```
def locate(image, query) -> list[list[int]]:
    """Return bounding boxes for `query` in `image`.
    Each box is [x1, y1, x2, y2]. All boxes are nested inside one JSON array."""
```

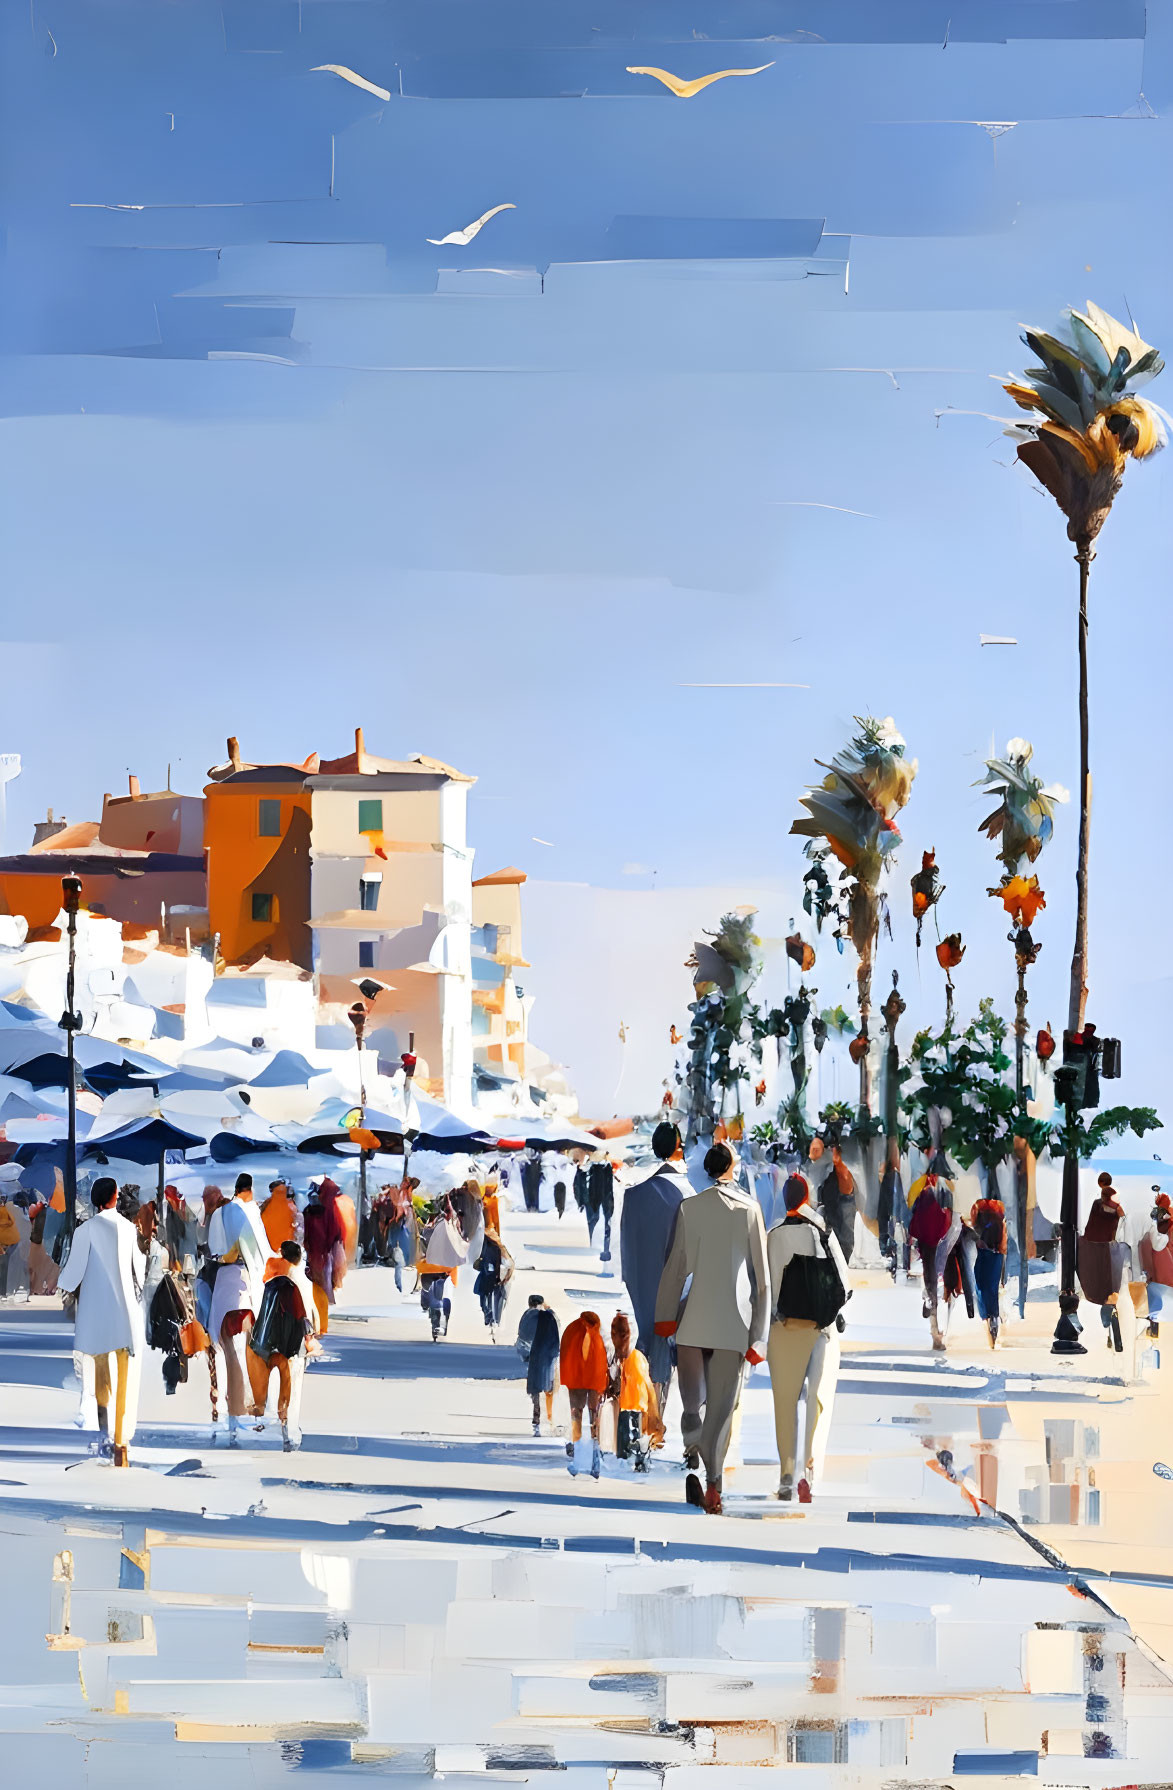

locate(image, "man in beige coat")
[[654, 1142, 770, 1514]]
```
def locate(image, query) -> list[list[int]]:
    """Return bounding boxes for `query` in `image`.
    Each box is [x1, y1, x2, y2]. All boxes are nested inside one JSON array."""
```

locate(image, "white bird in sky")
[[311, 64, 392, 102], [427, 203, 516, 247], [626, 62, 774, 97]]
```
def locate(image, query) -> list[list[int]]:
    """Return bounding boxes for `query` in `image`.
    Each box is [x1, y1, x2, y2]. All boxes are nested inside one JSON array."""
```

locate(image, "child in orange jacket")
[[559, 1310, 609, 1479], [609, 1312, 662, 1473]]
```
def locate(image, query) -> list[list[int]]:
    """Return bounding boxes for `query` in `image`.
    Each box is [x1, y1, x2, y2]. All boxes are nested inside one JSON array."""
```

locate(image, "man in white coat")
[[654, 1141, 770, 1515], [207, 1171, 271, 1445], [766, 1172, 850, 1503], [58, 1177, 145, 1466]]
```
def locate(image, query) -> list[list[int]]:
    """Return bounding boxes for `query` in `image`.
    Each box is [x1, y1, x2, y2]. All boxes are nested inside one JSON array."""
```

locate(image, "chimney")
[[128, 773, 140, 798], [32, 808, 68, 847], [355, 726, 367, 773], [227, 736, 242, 772]]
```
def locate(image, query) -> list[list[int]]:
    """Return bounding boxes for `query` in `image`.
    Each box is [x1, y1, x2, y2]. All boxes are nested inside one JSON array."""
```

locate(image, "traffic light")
[[1061, 1026, 1102, 1110]]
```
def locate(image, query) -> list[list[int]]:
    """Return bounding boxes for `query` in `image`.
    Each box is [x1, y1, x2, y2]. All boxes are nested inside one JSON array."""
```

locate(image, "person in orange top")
[[481, 1180, 501, 1237], [608, 1312, 662, 1471], [326, 1179, 358, 1266], [560, 1310, 609, 1479], [261, 1179, 300, 1252]]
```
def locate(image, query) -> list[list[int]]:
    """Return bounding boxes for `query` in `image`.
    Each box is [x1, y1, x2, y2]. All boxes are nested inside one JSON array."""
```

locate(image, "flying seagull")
[[626, 62, 774, 97], [427, 203, 516, 247], [311, 64, 392, 102]]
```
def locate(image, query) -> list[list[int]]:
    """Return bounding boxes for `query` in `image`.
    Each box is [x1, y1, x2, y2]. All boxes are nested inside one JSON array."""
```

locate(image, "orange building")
[[0, 777, 207, 939], [204, 740, 315, 969]]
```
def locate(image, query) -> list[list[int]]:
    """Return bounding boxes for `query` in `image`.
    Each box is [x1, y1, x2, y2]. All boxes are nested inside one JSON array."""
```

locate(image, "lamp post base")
[[1051, 1289, 1087, 1355]]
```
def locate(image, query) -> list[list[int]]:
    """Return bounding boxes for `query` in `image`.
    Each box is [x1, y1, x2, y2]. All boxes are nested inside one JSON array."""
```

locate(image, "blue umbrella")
[[412, 1096, 492, 1155], [248, 1050, 320, 1088], [82, 1116, 206, 1166]]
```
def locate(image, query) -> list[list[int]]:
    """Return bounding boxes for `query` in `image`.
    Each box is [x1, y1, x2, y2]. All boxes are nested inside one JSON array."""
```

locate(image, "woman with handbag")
[[57, 1177, 145, 1466], [766, 1174, 850, 1503], [418, 1198, 469, 1340]]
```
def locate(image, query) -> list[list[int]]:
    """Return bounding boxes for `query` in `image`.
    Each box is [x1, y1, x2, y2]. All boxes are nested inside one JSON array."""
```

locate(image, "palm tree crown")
[[1003, 301, 1165, 542]]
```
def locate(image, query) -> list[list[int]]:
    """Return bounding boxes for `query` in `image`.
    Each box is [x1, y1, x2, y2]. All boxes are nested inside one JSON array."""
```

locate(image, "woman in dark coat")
[[472, 1229, 513, 1339], [1078, 1174, 1128, 1345], [970, 1195, 1007, 1347], [818, 1147, 857, 1264], [516, 1294, 560, 1433]]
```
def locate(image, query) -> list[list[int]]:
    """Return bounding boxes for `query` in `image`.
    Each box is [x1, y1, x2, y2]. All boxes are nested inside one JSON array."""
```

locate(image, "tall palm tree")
[[1002, 303, 1164, 1311], [977, 739, 1066, 1315], [791, 716, 916, 1113], [1003, 303, 1164, 1031]]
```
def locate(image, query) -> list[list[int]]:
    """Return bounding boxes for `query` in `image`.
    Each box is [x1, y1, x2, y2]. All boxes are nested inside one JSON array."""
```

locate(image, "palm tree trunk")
[[1058, 537, 1094, 1303], [858, 958, 873, 1113], [1014, 955, 1029, 1317], [1068, 538, 1094, 1034]]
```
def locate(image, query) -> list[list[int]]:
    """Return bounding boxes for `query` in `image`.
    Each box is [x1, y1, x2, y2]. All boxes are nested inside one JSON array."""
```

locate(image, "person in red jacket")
[[560, 1310, 609, 1479], [303, 1180, 344, 1334]]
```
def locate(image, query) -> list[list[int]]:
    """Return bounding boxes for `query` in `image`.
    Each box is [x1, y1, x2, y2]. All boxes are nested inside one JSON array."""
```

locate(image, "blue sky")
[[2, 0, 1171, 1112]]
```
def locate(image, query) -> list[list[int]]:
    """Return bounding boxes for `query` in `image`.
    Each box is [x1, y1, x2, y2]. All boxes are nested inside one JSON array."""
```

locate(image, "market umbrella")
[[289, 1098, 409, 1156], [412, 1095, 492, 1156], [84, 1061, 164, 1098], [248, 1050, 319, 1088], [154, 1066, 243, 1095], [83, 1115, 206, 1165], [519, 1115, 604, 1152]]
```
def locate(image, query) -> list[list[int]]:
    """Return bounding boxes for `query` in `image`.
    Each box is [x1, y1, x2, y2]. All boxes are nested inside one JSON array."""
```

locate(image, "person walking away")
[[654, 1142, 770, 1515], [817, 1144, 858, 1266], [262, 1179, 300, 1254], [766, 1174, 849, 1503], [586, 1158, 616, 1263], [26, 1196, 59, 1296], [970, 1192, 1007, 1347], [207, 1172, 270, 1445], [418, 1198, 468, 1340], [1139, 1191, 1173, 1335], [908, 1170, 959, 1351], [248, 1241, 319, 1450], [560, 1309, 609, 1477], [303, 1180, 345, 1334], [516, 1293, 560, 1433], [375, 1177, 417, 1289], [57, 1177, 144, 1466], [473, 1225, 513, 1340], [481, 1178, 502, 1235], [0, 1194, 20, 1299], [621, 1120, 691, 1414], [1078, 1172, 1129, 1351], [318, 1176, 355, 1290], [609, 1311, 661, 1472]]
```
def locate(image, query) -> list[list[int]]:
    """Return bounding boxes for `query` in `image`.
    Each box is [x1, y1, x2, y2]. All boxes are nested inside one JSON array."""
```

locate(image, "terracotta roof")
[[472, 866, 527, 887], [29, 822, 101, 853]]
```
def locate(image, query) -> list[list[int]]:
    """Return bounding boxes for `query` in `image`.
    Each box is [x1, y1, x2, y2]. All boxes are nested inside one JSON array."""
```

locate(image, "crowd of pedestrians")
[[16, 1114, 1173, 1502]]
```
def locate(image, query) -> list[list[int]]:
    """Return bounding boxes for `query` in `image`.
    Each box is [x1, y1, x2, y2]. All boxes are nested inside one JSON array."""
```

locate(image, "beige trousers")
[[767, 1319, 840, 1486], [93, 1349, 132, 1448]]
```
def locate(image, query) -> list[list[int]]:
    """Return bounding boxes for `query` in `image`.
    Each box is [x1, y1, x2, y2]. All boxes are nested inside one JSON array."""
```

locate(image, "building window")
[[251, 892, 273, 923], [358, 798, 383, 835], [359, 873, 381, 912], [358, 940, 376, 969], [258, 798, 281, 837]]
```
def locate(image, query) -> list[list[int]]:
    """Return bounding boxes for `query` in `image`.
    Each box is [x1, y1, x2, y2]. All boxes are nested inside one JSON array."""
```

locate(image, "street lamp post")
[[347, 1000, 369, 1231], [59, 876, 83, 1243]]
